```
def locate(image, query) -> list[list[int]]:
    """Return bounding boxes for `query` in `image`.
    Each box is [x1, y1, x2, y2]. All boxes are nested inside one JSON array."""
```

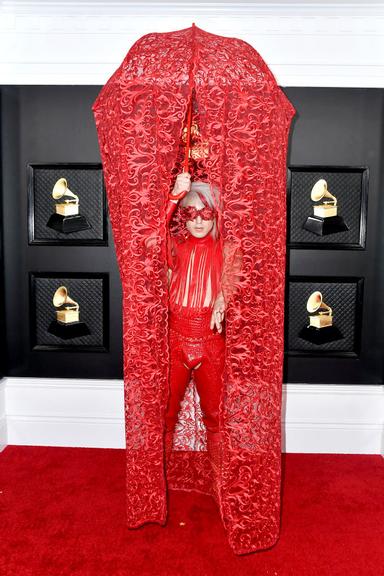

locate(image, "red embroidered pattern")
[[92, 24, 296, 555]]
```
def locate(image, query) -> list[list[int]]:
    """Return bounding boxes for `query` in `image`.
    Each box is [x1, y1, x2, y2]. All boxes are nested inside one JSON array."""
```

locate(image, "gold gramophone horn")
[[311, 179, 337, 206], [52, 286, 79, 311], [52, 178, 79, 204], [306, 291, 332, 316]]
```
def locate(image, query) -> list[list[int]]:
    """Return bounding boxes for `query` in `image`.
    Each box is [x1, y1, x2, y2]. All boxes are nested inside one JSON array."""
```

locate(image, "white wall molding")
[[282, 383, 384, 455], [1, 1, 384, 86], [2, 377, 383, 454], [4, 377, 125, 449], [0, 379, 7, 451]]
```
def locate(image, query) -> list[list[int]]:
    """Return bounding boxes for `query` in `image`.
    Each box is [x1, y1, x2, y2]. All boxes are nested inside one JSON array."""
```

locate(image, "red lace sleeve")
[[166, 198, 178, 225], [166, 198, 179, 270], [221, 240, 244, 303]]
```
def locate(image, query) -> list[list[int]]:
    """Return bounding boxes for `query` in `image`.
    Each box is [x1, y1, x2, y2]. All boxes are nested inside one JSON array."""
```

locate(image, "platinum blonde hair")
[[180, 181, 221, 240]]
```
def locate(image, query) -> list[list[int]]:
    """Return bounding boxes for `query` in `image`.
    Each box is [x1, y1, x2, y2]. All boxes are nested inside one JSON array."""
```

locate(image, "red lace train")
[[92, 24, 296, 555]]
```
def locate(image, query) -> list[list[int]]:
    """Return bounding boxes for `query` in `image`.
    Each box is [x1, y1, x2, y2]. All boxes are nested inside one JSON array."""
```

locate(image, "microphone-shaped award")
[[303, 178, 349, 236], [46, 177, 92, 234], [298, 290, 343, 344], [47, 285, 90, 339]]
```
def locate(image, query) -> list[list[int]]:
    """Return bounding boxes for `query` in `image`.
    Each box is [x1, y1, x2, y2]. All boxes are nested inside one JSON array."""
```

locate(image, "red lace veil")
[[92, 24, 296, 555]]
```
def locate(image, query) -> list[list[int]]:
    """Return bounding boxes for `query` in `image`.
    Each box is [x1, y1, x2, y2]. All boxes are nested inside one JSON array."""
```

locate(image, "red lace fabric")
[[92, 24, 296, 555]]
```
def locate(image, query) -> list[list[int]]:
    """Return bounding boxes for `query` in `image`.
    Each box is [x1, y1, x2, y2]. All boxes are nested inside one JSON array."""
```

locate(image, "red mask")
[[179, 206, 216, 222]]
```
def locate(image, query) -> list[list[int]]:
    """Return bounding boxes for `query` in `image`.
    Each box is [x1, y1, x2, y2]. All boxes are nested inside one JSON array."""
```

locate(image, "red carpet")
[[0, 447, 383, 576]]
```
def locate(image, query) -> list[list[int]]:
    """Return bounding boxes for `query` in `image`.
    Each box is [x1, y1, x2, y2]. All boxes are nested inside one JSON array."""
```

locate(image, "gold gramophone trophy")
[[46, 177, 92, 234], [303, 178, 349, 236], [298, 290, 343, 344], [47, 285, 90, 339]]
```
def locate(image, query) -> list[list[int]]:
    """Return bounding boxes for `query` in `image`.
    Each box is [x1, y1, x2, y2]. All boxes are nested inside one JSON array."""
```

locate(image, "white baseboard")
[[3, 377, 125, 449], [282, 383, 384, 455], [1, 377, 383, 455]]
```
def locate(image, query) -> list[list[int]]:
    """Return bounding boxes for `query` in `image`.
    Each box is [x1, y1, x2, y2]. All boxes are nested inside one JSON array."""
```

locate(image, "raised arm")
[[145, 172, 191, 252], [166, 197, 179, 225], [167, 172, 191, 224]]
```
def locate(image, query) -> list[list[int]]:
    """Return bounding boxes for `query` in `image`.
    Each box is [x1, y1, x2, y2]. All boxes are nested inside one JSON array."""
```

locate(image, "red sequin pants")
[[165, 307, 225, 435]]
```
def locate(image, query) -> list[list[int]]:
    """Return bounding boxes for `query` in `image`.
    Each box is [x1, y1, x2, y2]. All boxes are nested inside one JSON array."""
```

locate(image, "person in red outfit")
[[164, 172, 226, 479]]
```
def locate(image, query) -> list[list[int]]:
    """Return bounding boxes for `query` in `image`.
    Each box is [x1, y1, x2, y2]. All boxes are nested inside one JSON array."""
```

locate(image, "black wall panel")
[[1, 86, 383, 384], [1, 86, 122, 378]]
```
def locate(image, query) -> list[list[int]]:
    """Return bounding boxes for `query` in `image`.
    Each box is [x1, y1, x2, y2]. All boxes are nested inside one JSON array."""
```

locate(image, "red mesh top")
[[168, 232, 223, 313]]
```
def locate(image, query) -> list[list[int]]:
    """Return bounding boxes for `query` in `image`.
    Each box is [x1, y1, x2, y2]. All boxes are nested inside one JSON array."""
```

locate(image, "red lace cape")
[[92, 24, 296, 555]]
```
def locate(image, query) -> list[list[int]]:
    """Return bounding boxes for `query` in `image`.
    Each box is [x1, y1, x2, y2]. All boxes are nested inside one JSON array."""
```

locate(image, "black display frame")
[[287, 165, 369, 250], [29, 271, 110, 353], [285, 275, 364, 359], [27, 162, 108, 246]]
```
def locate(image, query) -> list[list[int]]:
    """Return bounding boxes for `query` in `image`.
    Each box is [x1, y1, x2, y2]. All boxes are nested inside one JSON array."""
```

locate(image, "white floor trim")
[[1, 377, 383, 455]]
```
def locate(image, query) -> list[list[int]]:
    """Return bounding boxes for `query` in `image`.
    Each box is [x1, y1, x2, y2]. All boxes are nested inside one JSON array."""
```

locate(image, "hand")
[[210, 294, 225, 333], [170, 172, 191, 199]]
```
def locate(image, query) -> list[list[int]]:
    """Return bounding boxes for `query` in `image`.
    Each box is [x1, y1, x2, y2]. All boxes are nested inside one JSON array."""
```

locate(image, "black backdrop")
[[1, 86, 383, 385]]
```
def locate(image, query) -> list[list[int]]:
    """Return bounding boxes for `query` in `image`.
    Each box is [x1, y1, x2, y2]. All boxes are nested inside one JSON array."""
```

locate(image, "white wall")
[[0, 1, 384, 87]]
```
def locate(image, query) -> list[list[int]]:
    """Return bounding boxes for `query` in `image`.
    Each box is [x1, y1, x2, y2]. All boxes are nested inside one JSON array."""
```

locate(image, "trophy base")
[[47, 320, 91, 339], [298, 324, 344, 345], [46, 213, 92, 234], [303, 215, 349, 236]]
